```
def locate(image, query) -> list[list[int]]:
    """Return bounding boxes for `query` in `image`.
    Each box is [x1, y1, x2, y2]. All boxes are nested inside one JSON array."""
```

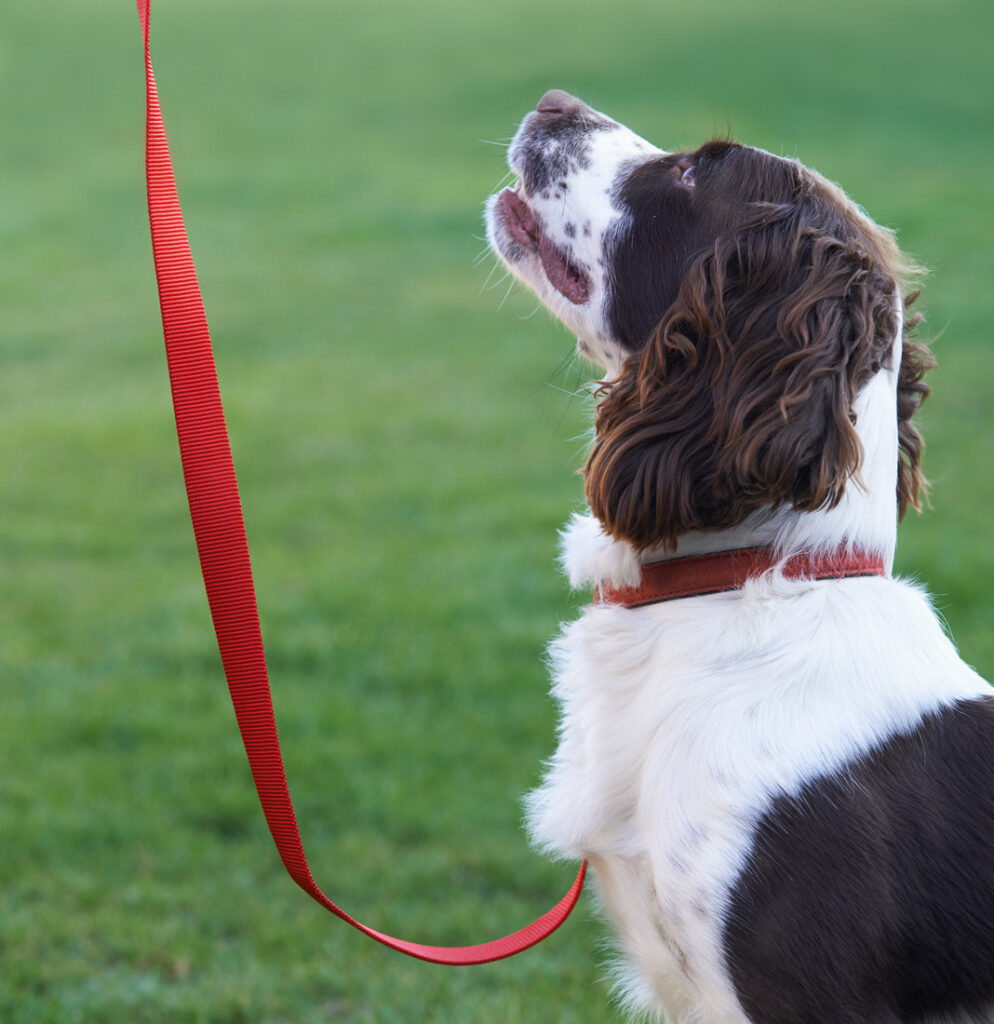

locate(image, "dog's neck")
[[567, 333, 903, 591]]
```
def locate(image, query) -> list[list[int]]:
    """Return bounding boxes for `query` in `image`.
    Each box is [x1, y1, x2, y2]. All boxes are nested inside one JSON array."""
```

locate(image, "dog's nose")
[[536, 89, 583, 115]]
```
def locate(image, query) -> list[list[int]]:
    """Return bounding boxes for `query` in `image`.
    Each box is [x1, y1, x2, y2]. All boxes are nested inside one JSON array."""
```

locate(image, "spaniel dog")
[[485, 90, 994, 1024]]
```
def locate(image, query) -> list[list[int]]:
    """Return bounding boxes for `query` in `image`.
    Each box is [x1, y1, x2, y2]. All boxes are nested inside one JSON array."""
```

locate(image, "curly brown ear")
[[896, 292, 933, 518], [585, 203, 908, 553]]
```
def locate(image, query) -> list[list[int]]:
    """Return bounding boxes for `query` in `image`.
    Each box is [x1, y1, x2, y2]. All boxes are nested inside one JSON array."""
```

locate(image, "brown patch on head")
[[587, 147, 930, 552]]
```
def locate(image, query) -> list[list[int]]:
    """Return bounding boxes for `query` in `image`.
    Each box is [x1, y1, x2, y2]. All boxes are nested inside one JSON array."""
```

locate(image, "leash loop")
[[135, 0, 586, 965]]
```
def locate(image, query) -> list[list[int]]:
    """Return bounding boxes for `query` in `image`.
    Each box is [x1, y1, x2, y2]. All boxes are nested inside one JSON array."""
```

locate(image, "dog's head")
[[486, 90, 931, 553]]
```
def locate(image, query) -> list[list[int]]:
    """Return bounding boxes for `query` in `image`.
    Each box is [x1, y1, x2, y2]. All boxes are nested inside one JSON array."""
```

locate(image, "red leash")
[[137, 0, 885, 966], [136, 0, 586, 964]]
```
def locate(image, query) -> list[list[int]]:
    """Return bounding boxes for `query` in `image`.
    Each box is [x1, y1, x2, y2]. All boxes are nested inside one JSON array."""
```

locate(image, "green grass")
[[2, 0, 992, 1020]]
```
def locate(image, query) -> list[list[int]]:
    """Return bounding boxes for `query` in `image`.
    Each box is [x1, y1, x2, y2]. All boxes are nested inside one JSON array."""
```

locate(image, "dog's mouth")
[[498, 184, 591, 305]]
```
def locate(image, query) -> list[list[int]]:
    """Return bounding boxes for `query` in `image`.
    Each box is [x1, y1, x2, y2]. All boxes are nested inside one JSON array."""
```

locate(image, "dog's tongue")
[[499, 187, 591, 305], [538, 234, 591, 304]]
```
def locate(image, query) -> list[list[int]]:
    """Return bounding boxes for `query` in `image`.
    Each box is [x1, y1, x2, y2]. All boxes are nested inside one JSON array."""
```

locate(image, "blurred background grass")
[[1, 1, 992, 1021]]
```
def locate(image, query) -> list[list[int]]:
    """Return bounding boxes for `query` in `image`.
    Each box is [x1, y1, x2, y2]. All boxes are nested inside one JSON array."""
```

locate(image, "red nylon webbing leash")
[[136, 0, 586, 965]]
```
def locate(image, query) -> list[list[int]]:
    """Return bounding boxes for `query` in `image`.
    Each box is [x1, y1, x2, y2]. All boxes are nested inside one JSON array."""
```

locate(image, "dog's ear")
[[585, 203, 912, 553], [896, 296, 932, 518]]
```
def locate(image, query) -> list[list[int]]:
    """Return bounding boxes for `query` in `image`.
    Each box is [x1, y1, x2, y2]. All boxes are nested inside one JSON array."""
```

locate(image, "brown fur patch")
[[586, 154, 929, 552]]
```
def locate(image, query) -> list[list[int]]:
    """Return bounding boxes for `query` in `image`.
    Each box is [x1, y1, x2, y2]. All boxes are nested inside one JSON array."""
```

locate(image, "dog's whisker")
[[479, 261, 510, 296], [542, 380, 586, 397], [495, 277, 517, 311], [548, 347, 585, 387], [488, 170, 518, 196], [552, 362, 594, 435]]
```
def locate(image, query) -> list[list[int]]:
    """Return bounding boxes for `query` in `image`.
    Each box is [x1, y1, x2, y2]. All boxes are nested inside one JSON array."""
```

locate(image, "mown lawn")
[[1, 0, 992, 1020]]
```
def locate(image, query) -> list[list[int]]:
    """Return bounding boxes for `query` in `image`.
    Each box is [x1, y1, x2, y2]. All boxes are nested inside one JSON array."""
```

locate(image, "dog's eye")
[[680, 165, 696, 188]]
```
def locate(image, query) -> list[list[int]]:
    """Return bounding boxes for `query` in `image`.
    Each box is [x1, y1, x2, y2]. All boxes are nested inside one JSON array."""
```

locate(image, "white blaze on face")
[[486, 100, 662, 374]]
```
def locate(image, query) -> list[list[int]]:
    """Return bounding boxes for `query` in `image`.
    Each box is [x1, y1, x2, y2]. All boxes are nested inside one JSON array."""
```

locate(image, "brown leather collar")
[[596, 547, 887, 608]]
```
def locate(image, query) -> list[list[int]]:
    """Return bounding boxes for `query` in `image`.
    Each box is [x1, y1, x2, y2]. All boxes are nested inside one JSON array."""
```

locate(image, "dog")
[[485, 90, 994, 1024]]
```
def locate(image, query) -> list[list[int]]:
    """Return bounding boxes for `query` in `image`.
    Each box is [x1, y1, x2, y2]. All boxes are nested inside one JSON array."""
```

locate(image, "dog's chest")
[[531, 600, 807, 1020], [528, 569, 993, 1021]]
